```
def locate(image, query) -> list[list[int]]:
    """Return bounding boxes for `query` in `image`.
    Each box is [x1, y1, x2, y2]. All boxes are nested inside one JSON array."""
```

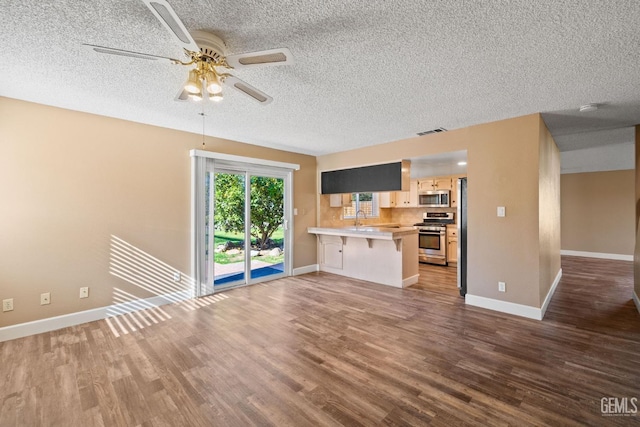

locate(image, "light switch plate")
[[497, 206, 506, 217], [40, 292, 51, 305]]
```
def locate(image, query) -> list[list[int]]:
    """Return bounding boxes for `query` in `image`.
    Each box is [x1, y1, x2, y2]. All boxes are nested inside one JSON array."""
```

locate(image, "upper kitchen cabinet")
[[379, 191, 396, 208], [418, 176, 452, 192], [396, 179, 419, 207], [379, 179, 418, 208], [329, 193, 352, 207]]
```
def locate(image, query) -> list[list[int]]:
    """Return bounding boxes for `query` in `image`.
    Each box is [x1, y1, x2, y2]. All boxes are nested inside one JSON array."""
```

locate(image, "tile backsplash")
[[318, 195, 456, 227], [319, 195, 392, 227], [319, 194, 456, 227]]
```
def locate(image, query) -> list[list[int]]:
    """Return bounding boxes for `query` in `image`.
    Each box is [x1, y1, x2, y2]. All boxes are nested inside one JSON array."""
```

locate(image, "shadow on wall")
[[105, 235, 228, 337]]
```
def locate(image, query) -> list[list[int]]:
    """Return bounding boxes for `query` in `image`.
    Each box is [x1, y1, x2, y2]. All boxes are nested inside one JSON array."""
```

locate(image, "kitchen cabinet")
[[417, 179, 432, 193], [418, 177, 452, 191], [378, 191, 396, 208], [320, 237, 343, 269], [447, 226, 458, 263], [329, 193, 351, 207], [395, 179, 418, 207]]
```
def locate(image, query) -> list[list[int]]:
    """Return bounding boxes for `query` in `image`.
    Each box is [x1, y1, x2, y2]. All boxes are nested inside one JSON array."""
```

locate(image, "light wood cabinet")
[[417, 179, 433, 193], [435, 177, 452, 190], [447, 238, 458, 263], [379, 192, 396, 208], [395, 179, 418, 207], [381, 174, 465, 209], [447, 225, 458, 263], [329, 193, 351, 207], [418, 177, 452, 191]]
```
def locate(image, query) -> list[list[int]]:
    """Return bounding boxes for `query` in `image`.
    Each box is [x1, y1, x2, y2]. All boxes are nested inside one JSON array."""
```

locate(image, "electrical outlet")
[[173, 272, 181, 282], [497, 206, 506, 217], [2, 298, 14, 312], [40, 292, 51, 305], [79, 287, 89, 299], [498, 281, 506, 292]]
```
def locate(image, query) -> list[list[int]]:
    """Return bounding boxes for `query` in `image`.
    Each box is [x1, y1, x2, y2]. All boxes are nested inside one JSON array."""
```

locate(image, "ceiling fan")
[[83, 0, 293, 105]]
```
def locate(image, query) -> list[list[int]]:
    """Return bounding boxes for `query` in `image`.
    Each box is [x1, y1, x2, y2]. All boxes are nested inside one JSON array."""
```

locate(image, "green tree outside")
[[213, 173, 283, 250]]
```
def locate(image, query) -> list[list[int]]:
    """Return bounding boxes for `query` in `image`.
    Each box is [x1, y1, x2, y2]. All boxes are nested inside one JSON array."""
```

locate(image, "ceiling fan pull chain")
[[199, 110, 205, 148]]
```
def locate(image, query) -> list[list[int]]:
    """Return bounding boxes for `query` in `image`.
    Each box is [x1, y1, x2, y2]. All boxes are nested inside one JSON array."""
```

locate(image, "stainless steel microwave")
[[418, 190, 450, 207]]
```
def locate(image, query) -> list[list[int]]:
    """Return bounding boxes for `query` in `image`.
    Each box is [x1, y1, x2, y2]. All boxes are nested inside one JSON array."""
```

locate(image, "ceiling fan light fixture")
[[210, 92, 223, 102], [185, 69, 201, 94], [188, 86, 203, 101], [205, 71, 222, 94]]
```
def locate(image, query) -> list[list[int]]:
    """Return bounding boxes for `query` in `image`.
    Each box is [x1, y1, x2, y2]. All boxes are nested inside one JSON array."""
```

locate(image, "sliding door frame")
[[190, 150, 299, 297]]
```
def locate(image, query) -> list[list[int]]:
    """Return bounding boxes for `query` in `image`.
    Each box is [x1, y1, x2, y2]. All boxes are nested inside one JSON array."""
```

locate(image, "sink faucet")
[[355, 209, 367, 226]]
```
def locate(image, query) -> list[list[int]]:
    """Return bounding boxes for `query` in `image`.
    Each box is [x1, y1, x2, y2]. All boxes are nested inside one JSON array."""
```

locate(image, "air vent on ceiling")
[[417, 127, 447, 136]]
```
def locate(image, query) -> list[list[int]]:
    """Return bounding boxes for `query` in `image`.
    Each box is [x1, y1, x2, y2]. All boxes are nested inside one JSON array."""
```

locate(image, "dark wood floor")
[[1, 257, 639, 426]]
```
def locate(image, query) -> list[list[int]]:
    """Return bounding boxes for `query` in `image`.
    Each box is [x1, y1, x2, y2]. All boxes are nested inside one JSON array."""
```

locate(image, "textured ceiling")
[[1, 1, 639, 156]]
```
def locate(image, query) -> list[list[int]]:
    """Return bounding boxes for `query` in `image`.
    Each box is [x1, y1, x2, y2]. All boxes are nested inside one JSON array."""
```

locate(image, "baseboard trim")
[[468, 269, 562, 321], [465, 294, 543, 320], [402, 274, 420, 288], [293, 264, 319, 275], [633, 291, 640, 315], [540, 268, 562, 320], [561, 250, 633, 261], [0, 290, 192, 343]]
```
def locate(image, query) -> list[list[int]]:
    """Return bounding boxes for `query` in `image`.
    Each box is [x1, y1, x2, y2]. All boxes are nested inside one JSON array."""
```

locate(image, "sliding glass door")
[[200, 161, 290, 294], [249, 175, 285, 281], [209, 170, 247, 287]]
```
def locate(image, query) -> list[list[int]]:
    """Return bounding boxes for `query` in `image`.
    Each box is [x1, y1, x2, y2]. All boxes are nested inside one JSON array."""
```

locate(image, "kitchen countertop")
[[307, 225, 417, 240]]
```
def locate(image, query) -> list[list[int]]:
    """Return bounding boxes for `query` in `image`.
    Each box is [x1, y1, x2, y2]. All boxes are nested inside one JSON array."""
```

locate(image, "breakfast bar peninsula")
[[307, 225, 419, 288]]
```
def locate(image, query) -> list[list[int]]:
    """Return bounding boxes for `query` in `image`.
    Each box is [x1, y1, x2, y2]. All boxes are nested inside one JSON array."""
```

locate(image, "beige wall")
[[538, 119, 562, 303], [0, 97, 317, 327], [316, 114, 561, 308], [561, 170, 634, 256]]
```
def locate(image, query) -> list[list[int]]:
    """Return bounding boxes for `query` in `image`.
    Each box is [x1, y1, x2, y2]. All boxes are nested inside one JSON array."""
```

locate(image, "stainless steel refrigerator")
[[457, 177, 467, 296]]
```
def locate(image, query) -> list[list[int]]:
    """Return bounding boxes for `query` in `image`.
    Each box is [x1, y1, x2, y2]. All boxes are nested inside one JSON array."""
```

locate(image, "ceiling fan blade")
[[82, 44, 178, 63], [141, 0, 200, 53], [225, 48, 294, 69], [223, 76, 273, 105]]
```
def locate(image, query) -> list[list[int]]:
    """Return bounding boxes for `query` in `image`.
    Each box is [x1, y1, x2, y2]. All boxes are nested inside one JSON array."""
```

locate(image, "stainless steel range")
[[414, 212, 455, 265]]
